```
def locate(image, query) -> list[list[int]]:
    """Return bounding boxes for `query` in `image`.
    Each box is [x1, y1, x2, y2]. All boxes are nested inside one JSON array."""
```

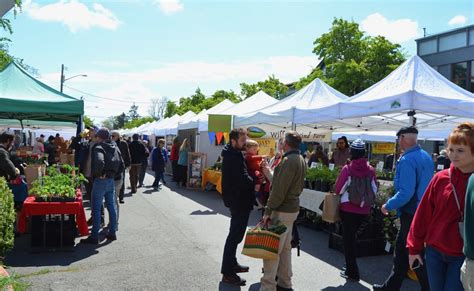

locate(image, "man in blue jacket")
[[374, 126, 433, 291]]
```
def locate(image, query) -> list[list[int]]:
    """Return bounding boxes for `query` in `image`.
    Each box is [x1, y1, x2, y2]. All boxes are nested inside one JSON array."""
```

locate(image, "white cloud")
[[361, 13, 420, 43], [23, 0, 121, 33], [448, 15, 467, 26], [155, 0, 184, 15]]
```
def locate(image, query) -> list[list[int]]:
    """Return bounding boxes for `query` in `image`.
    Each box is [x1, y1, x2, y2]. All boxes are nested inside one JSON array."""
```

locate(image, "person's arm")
[[385, 159, 417, 211], [163, 148, 169, 163], [335, 166, 350, 195], [265, 158, 295, 216], [92, 147, 105, 178], [407, 176, 437, 255], [122, 142, 131, 167]]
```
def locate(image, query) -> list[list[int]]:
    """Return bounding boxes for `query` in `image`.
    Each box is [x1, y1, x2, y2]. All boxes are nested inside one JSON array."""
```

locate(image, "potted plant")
[[0, 177, 15, 290], [30, 165, 87, 202], [305, 168, 318, 189]]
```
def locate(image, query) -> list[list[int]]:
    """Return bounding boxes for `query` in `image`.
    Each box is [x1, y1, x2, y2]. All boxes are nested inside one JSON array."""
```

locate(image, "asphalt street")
[[5, 172, 417, 291]]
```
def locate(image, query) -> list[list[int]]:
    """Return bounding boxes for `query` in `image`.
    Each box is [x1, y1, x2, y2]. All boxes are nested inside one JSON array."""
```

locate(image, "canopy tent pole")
[[291, 107, 296, 131]]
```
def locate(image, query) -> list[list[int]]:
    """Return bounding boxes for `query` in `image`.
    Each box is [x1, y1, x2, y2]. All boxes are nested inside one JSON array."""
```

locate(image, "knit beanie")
[[350, 138, 366, 157], [96, 128, 110, 140]]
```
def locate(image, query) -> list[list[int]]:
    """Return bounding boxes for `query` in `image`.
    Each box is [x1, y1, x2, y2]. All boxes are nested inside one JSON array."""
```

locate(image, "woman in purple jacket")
[[335, 139, 378, 281]]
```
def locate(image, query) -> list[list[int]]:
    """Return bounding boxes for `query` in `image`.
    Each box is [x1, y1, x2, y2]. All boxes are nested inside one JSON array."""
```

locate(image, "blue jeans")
[[91, 178, 117, 239], [425, 246, 465, 291], [153, 170, 165, 186]]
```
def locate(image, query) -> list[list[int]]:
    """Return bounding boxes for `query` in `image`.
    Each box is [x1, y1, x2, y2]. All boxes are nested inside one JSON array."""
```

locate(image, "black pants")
[[383, 212, 430, 291], [340, 210, 367, 278], [177, 165, 187, 186], [139, 160, 148, 186], [221, 208, 251, 275], [172, 160, 178, 182], [119, 170, 125, 201]]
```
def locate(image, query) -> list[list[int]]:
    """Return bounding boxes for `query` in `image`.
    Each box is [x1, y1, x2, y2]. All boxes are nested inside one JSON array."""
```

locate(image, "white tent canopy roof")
[[324, 55, 474, 126], [154, 111, 195, 136], [178, 99, 235, 131], [219, 91, 278, 116]]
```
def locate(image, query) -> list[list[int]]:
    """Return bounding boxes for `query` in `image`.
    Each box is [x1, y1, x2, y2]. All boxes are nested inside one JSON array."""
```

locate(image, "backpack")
[[103, 145, 124, 178], [347, 169, 375, 207]]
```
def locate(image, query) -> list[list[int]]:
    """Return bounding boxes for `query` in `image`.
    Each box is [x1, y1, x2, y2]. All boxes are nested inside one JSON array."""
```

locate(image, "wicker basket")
[[242, 228, 280, 260]]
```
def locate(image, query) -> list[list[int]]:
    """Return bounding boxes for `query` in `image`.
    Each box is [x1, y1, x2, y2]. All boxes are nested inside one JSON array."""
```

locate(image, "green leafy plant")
[[30, 165, 87, 201], [0, 177, 15, 261]]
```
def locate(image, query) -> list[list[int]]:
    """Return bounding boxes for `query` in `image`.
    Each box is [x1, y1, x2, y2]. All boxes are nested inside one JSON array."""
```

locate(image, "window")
[[470, 61, 474, 93], [470, 30, 474, 46], [419, 39, 437, 55], [452, 62, 468, 89], [439, 32, 467, 51], [438, 64, 450, 79]]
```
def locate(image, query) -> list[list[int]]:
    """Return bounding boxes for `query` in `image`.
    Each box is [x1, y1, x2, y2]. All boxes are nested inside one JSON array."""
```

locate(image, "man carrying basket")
[[260, 131, 307, 291]]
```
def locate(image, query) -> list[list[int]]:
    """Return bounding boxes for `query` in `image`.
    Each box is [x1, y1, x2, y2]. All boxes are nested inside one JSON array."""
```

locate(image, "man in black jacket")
[[0, 131, 19, 180], [111, 131, 131, 203], [81, 128, 124, 244], [221, 128, 255, 286], [128, 134, 147, 193]]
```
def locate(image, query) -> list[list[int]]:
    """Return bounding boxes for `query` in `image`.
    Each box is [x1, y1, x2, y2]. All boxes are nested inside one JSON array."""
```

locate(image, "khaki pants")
[[260, 211, 299, 291], [129, 164, 141, 192], [462, 258, 474, 291], [114, 178, 123, 227]]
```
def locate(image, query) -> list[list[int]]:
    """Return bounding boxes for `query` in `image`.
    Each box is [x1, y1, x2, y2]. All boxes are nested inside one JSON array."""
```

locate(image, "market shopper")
[[308, 145, 329, 167], [151, 139, 168, 189], [138, 140, 151, 188], [0, 131, 19, 180], [111, 131, 131, 204], [32, 137, 45, 155], [462, 173, 474, 291], [220, 128, 254, 286], [407, 122, 474, 291], [260, 131, 307, 291], [177, 138, 190, 187], [330, 136, 350, 167], [335, 139, 377, 281], [128, 134, 147, 193], [373, 126, 433, 291], [45, 135, 57, 166], [81, 128, 124, 244], [170, 137, 181, 182]]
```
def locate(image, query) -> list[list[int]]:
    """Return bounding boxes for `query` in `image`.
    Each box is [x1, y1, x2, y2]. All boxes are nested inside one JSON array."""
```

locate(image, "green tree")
[[123, 116, 155, 129], [297, 18, 406, 95], [240, 75, 289, 99], [101, 116, 116, 129], [83, 115, 94, 128], [115, 113, 128, 129], [164, 101, 178, 118], [127, 103, 140, 120]]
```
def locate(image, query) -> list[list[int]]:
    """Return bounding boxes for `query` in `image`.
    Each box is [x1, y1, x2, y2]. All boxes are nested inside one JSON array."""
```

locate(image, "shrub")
[[0, 177, 15, 261]]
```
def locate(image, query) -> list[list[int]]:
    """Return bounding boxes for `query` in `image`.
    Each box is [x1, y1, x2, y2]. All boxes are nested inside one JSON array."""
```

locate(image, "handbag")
[[322, 193, 341, 223], [242, 226, 280, 260], [449, 169, 464, 240]]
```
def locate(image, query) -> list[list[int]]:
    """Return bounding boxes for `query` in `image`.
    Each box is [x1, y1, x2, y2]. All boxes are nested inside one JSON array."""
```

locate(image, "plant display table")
[[201, 169, 222, 194], [18, 190, 89, 238], [299, 188, 326, 215]]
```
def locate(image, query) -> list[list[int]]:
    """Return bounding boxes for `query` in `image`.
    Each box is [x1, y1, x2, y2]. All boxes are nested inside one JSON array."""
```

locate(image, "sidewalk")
[[5, 172, 417, 290]]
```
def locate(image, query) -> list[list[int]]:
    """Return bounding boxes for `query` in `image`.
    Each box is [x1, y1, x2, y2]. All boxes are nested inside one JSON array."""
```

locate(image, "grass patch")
[[0, 273, 31, 291]]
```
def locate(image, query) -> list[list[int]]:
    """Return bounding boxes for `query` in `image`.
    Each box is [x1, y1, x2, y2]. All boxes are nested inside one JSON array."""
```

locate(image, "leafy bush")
[[0, 177, 15, 260], [30, 165, 87, 201]]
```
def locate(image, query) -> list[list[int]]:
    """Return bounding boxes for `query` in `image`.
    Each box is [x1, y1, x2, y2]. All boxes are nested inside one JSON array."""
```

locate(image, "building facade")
[[416, 24, 474, 93]]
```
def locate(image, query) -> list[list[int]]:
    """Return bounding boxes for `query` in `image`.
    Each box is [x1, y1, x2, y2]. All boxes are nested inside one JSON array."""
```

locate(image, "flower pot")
[[320, 181, 330, 192], [314, 179, 322, 191], [304, 180, 311, 189], [35, 196, 76, 203]]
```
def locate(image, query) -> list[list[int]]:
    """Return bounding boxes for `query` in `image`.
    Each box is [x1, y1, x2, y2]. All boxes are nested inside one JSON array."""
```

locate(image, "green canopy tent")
[[0, 62, 84, 132]]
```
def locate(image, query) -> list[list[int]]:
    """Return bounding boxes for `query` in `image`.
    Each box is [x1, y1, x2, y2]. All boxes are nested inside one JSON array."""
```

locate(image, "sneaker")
[[80, 236, 99, 245], [119, 200, 125, 204]]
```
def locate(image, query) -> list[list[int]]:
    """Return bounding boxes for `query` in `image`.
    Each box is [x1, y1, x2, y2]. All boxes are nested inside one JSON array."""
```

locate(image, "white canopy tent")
[[178, 99, 235, 131], [315, 55, 474, 130], [154, 111, 196, 136], [219, 90, 278, 118], [332, 127, 455, 143]]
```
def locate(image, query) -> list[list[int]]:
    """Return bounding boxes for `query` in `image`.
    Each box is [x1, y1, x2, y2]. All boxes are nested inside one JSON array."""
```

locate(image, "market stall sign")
[[208, 114, 232, 132], [254, 138, 276, 157], [372, 143, 395, 154]]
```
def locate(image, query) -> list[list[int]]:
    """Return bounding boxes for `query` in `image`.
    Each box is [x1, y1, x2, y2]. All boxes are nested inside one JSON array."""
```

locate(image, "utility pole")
[[423, 28, 426, 37], [60, 64, 65, 93]]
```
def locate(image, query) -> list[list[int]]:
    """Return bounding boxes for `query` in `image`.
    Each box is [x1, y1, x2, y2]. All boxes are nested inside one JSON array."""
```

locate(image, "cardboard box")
[[25, 165, 42, 189]]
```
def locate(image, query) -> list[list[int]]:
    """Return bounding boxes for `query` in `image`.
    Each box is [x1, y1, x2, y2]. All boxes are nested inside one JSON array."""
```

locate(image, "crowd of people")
[[219, 122, 474, 291]]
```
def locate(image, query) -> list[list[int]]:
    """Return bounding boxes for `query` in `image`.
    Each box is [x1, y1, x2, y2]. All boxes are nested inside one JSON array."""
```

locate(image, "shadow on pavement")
[[190, 210, 219, 215], [218, 281, 242, 290], [321, 281, 371, 290]]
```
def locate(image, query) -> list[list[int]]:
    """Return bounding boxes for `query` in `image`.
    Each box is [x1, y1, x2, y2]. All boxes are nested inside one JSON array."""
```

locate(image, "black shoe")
[[119, 200, 125, 204], [340, 271, 359, 281], [80, 236, 99, 245], [137, 184, 143, 188], [277, 285, 294, 291], [222, 274, 246, 286], [233, 264, 249, 273], [106, 234, 117, 241], [372, 284, 388, 290]]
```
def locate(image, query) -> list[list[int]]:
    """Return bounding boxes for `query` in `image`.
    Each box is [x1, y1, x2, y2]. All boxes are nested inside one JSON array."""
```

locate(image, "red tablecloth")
[[18, 190, 89, 237]]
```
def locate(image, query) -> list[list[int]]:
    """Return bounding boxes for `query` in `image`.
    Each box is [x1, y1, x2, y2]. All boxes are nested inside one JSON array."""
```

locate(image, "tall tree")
[[296, 18, 405, 95], [164, 101, 178, 118], [148, 97, 168, 120], [123, 116, 155, 129], [83, 115, 94, 128], [127, 103, 140, 120], [240, 75, 289, 99], [115, 112, 128, 129], [101, 116, 116, 129]]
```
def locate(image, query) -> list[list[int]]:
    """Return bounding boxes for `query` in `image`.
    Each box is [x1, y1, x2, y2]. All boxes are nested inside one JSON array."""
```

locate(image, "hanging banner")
[[216, 132, 224, 145], [223, 132, 229, 144], [254, 138, 277, 157], [209, 114, 232, 132], [372, 143, 396, 154], [208, 132, 216, 145]]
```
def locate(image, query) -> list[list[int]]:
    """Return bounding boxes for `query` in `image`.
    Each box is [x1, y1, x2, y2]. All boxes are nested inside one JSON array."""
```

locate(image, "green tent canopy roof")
[[0, 62, 84, 122]]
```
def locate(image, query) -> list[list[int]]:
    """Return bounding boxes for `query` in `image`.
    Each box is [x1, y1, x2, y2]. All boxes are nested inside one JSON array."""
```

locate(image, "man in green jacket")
[[462, 174, 474, 290], [261, 131, 307, 291]]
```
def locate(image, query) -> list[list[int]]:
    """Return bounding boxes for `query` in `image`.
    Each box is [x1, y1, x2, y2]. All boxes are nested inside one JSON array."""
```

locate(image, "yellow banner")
[[254, 138, 276, 157], [372, 143, 396, 154]]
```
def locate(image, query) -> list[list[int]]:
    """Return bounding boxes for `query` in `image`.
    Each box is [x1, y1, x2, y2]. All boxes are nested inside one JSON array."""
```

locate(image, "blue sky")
[[3, 0, 473, 122]]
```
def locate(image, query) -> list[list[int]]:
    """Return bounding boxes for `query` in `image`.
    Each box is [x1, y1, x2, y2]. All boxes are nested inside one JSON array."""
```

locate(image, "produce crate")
[[31, 215, 77, 247]]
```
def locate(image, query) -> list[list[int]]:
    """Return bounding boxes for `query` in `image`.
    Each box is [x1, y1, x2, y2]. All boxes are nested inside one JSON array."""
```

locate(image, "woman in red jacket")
[[407, 122, 474, 291], [170, 137, 181, 182]]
